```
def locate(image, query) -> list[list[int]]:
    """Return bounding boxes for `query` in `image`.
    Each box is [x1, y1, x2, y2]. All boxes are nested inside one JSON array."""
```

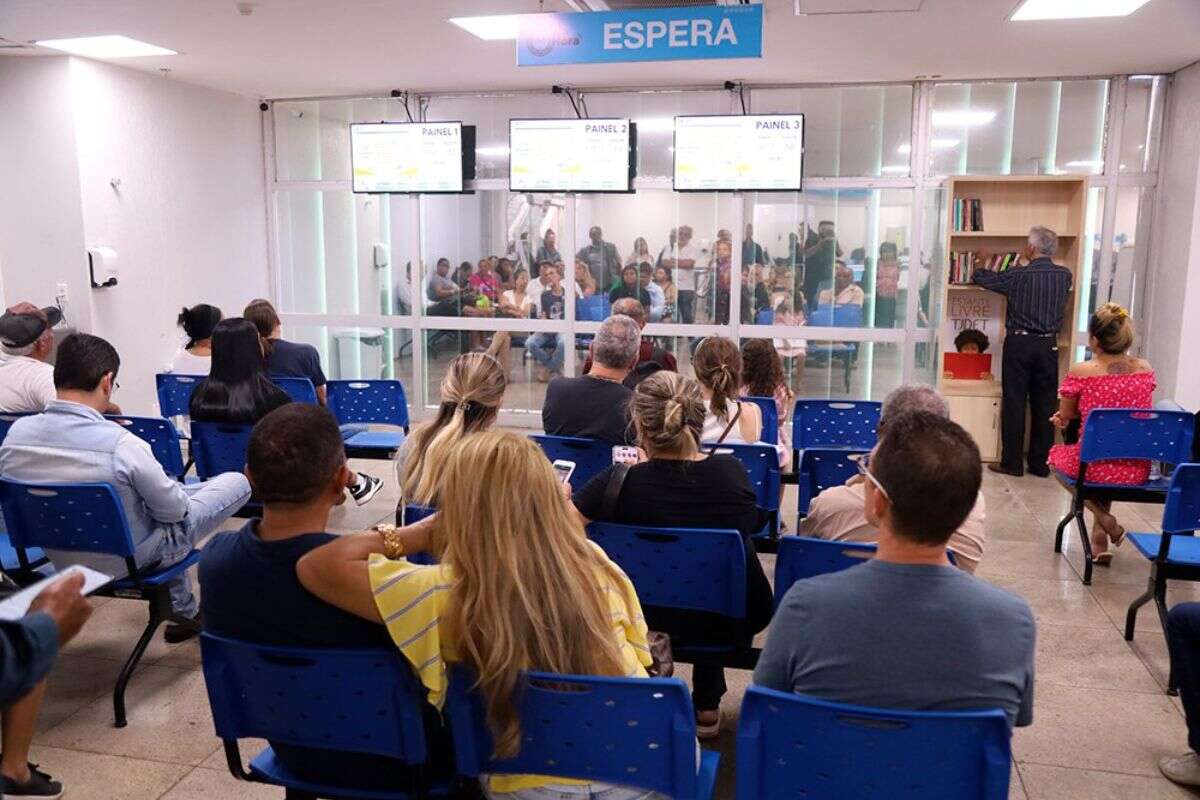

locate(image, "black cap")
[[0, 304, 63, 348]]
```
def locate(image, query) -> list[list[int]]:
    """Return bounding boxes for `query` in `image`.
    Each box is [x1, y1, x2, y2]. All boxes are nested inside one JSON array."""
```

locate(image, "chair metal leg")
[[1053, 510, 1072, 553], [284, 791, 318, 800], [112, 595, 168, 728], [1075, 510, 1094, 586], [1125, 575, 1156, 641]]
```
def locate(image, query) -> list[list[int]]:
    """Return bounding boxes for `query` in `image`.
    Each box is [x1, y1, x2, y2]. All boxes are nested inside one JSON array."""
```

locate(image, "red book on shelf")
[[943, 352, 993, 380]]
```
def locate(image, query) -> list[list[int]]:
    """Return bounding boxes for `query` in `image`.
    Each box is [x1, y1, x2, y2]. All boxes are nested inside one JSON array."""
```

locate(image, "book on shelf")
[[952, 198, 983, 232], [948, 251, 1019, 284]]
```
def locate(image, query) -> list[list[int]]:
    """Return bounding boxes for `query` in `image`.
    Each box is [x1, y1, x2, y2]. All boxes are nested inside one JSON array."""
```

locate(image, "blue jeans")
[[487, 784, 666, 800], [527, 333, 564, 373], [676, 290, 696, 324]]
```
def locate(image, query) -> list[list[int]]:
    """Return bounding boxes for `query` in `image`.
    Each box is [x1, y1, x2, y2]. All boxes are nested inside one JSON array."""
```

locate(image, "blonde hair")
[[1089, 302, 1134, 355], [693, 336, 742, 417], [438, 431, 628, 758], [399, 350, 506, 506], [632, 371, 705, 456]]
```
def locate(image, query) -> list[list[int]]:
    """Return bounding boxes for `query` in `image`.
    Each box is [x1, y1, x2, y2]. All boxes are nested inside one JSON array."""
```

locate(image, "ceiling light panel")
[[35, 35, 177, 58], [1010, 0, 1152, 21]]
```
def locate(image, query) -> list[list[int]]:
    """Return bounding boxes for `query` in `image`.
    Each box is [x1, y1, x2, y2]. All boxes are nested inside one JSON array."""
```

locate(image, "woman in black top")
[[573, 371, 773, 738], [608, 263, 652, 308], [189, 318, 291, 424]]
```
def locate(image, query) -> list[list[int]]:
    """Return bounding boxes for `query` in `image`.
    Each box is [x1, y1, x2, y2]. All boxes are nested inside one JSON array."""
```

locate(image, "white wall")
[[1145, 61, 1200, 409], [0, 58, 92, 331], [67, 58, 269, 414]]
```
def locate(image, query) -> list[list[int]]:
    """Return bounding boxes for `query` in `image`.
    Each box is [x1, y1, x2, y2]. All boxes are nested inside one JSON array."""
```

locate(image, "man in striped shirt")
[[973, 226, 1072, 477]]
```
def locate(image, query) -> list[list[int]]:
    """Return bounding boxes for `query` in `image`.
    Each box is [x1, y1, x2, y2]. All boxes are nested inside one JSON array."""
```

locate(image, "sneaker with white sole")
[[695, 709, 721, 740], [2, 762, 63, 798], [349, 473, 384, 506], [1160, 752, 1200, 787]]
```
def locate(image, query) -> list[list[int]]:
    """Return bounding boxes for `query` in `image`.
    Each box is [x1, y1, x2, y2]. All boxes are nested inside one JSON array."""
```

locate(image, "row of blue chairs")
[[203, 632, 1012, 800]]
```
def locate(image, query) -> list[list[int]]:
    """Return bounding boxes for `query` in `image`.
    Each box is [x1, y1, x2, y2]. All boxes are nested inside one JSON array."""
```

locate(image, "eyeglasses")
[[851, 451, 889, 500]]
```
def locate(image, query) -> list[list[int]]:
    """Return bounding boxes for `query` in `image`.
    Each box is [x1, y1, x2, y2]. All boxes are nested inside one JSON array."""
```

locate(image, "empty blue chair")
[[0, 412, 35, 446], [155, 373, 203, 430], [797, 447, 869, 517], [106, 415, 186, 480], [1052, 409, 1195, 586], [327, 379, 409, 459], [1124, 463, 1200, 646], [0, 478, 201, 727], [744, 396, 779, 445], [576, 295, 611, 322], [446, 667, 718, 800], [736, 686, 1011, 800], [773, 536, 876, 606], [271, 376, 318, 405], [706, 442, 780, 541], [530, 435, 613, 492], [201, 633, 443, 799], [805, 304, 864, 392], [754, 308, 774, 325]]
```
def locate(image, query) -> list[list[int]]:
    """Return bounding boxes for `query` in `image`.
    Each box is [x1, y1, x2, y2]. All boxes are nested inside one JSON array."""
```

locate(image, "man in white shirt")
[[799, 384, 987, 572], [0, 303, 61, 413], [638, 263, 665, 322], [660, 225, 700, 323]]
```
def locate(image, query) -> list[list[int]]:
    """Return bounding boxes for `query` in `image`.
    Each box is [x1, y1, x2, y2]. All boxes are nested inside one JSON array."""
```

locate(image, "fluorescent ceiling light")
[[476, 146, 510, 157], [634, 117, 675, 133], [1011, 0, 1152, 20], [449, 15, 523, 40], [932, 109, 996, 128], [881, 165, 908, 174], [1064, 160, 1104, 168], [897, 138, 959, 155], [35, 34, 176, 58]]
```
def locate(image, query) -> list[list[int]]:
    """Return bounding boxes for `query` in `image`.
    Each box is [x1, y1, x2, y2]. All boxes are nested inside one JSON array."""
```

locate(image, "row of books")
[[948, 251, 1019, 284], [953, 198, 983, 231]]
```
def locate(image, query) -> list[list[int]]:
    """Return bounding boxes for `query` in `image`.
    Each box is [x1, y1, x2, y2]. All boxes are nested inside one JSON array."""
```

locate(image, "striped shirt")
[[367, 543, 653, 793], [972, 257, 1072, 335]]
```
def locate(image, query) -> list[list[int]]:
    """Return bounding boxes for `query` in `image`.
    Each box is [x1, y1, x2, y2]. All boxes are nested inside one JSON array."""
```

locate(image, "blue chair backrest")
[[773, 536, 875, 606], [106, 415, 185, 479], [793, 400, 881, 450], [1079, 409, 1195, 467], [706, 442, 780, 512], [744, 397, 779, 445], [326, 379, 409, 431], [754, 308, 775, 325], [400, 505, 438, 565], [200, 633, 429, 764], [576, 295, 611, 322], [588, 522, 746, 618], [530, 435, 613, 492], [1163, 463, 1200, 534], [271, 377, 318, 405], [0, 479, 136, 559], [797, 448, 869, 516], [190, 422, 254, 481], [155, 373, 203, 418], [0, 412, 35, 446], [736, 685, 1011, 800], [446, 667, 705, 799]]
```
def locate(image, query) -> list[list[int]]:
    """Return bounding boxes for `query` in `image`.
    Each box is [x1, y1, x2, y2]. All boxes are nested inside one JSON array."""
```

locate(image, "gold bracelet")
[[379, 527, 406, 560]]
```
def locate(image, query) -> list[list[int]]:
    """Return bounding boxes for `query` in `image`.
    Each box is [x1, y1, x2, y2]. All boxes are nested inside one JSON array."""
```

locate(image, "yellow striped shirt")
[[367, 542, 653, 793]]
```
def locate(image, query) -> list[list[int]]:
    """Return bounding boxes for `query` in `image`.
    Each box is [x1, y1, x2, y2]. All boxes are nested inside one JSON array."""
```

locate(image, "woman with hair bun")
[[572, 371, 773, 739], [168, 304, 223, 374], [1048, 302, 1155, 564], [693, 336, 763, 447]]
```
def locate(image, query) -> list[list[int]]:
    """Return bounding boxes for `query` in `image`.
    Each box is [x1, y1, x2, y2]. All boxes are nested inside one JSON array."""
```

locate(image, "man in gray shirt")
[[755, 410, 1036, 728]]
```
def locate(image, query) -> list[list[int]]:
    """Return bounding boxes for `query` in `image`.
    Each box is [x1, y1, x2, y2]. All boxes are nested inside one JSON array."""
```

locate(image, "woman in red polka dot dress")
[[1048, 303, 1155, 565]]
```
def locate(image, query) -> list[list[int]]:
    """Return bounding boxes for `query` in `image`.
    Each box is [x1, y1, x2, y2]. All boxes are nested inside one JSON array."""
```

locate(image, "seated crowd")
[[6, 291, 1200, 798]]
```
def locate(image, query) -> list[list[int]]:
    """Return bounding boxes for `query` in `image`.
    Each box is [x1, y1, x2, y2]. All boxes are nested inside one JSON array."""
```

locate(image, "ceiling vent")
[[0, 36, 34, 51], [795, 0, 923, 14], [584, 1, 751, 10]]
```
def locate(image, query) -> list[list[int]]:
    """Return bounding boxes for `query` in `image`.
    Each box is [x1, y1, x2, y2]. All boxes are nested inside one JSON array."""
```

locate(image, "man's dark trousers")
[[1000, 332, 1058, 474]]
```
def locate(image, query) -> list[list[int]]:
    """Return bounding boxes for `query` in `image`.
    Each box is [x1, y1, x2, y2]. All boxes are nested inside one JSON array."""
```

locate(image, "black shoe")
[[2, 763, 63, 797], [1028, 466, 1051, 478], [164, 612, 202, 644], [987, 463, 1023, 477]]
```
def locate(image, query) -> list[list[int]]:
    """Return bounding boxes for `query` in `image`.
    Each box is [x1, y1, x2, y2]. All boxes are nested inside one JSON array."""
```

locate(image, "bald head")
[[612, 297, 646, 328]]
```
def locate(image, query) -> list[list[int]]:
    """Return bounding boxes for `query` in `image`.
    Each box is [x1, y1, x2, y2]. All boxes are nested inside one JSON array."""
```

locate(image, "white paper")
[[0, 565, 113, 621]]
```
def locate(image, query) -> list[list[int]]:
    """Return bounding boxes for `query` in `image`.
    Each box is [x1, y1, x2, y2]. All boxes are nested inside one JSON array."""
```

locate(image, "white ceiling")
[[1, 0, 1198, 99]]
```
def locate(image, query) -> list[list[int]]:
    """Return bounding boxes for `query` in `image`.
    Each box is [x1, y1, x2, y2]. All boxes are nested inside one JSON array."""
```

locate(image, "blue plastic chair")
[[446, 667, 719, 800], [744, 396, 779, 445], [398, 505, 438, 566], [773, 536, 876, 606], [1052, 409, 1195, 585], [1124, 464, 1200, 649], [754, 308, 774, 325], [200, 633, 444, 799], [736, 686, 1011, 800], [155, 373, 203, 436], [797, 447, 869, 517], [805, 304, 864, 393], [576, 295, 611, 322], [706, 442, 780, 541], [327, 379, 410, 459], [271, 376, 318, 405], [0, 412, 35, 446], [530, 435, 614, 493], [0, 478, 203, 727], [190, 422, 254, 480], [792, 399, 881, 451], [106, 415, 186, 480]]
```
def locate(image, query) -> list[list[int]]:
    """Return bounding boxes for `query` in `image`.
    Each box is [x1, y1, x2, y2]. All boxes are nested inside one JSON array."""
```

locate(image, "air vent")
[[796, 0, 922, 14], [0, 36, 33, 50], [602, 1, 746, 9]]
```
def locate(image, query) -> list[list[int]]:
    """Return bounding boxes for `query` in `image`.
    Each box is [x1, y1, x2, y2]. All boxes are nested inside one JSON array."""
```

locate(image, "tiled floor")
[[25, 460, 1200, 798]]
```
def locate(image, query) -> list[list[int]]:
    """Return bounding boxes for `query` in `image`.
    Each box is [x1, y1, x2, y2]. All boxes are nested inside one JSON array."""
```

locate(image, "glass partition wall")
[[268, 76, 1164, 424]]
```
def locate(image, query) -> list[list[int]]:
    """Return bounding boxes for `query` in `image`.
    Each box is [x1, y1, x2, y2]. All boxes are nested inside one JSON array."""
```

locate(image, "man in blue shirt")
[[755, 411, 1036, 728], [973, 226, 1073, 477]]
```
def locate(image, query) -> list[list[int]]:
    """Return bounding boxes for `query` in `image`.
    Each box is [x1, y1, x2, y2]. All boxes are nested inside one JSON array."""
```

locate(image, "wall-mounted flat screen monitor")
[[351, 121, 473, 193], [509, 118, 636, 193], [673, 114, 805, 192]]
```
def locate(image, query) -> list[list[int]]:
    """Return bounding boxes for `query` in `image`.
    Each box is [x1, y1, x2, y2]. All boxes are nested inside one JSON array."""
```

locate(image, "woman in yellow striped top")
[[298, 430, 662, 799]]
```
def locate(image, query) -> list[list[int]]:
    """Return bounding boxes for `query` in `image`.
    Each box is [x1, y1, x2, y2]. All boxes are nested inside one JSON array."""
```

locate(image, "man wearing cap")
[[0, 303, 61, 413]]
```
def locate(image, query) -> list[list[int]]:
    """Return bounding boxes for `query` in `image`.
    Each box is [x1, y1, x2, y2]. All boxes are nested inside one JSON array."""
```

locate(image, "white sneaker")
[[349, 473, 383, 506], [1159, 752, 1200, 787]]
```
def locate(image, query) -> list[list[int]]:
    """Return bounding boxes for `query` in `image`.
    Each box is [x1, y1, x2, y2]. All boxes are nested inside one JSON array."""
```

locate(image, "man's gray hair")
[[593, 314, 641, 369], [1028, 226, 1058, 257], [880, 384, 950, 428]]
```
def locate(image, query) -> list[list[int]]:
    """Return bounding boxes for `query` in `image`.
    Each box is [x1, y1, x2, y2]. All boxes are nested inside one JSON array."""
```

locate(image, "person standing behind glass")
[[660, 225, 700, 324], [626, 236, 652, 267], [973, 226, 1072, 478], [576, 226, 621, 292], [742, 223, 767, 268], [874, 242, 901, 328], [535, 229, 562, 278], [803, 220, 841, 312]]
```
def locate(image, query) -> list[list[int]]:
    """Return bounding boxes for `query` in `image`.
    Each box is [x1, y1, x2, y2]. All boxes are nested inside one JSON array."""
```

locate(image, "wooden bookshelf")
[[939, 175, 1087, 462]]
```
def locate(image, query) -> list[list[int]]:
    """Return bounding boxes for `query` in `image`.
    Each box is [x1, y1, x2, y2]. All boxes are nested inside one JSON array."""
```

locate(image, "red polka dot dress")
[[1047, 371, 1157, 484]]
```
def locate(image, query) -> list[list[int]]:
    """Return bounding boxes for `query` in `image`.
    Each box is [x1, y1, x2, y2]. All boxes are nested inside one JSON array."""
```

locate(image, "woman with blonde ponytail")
[[572, 371, 773, 739], [1048, 302, 1155, 564], [298, 431, 661, 799]]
